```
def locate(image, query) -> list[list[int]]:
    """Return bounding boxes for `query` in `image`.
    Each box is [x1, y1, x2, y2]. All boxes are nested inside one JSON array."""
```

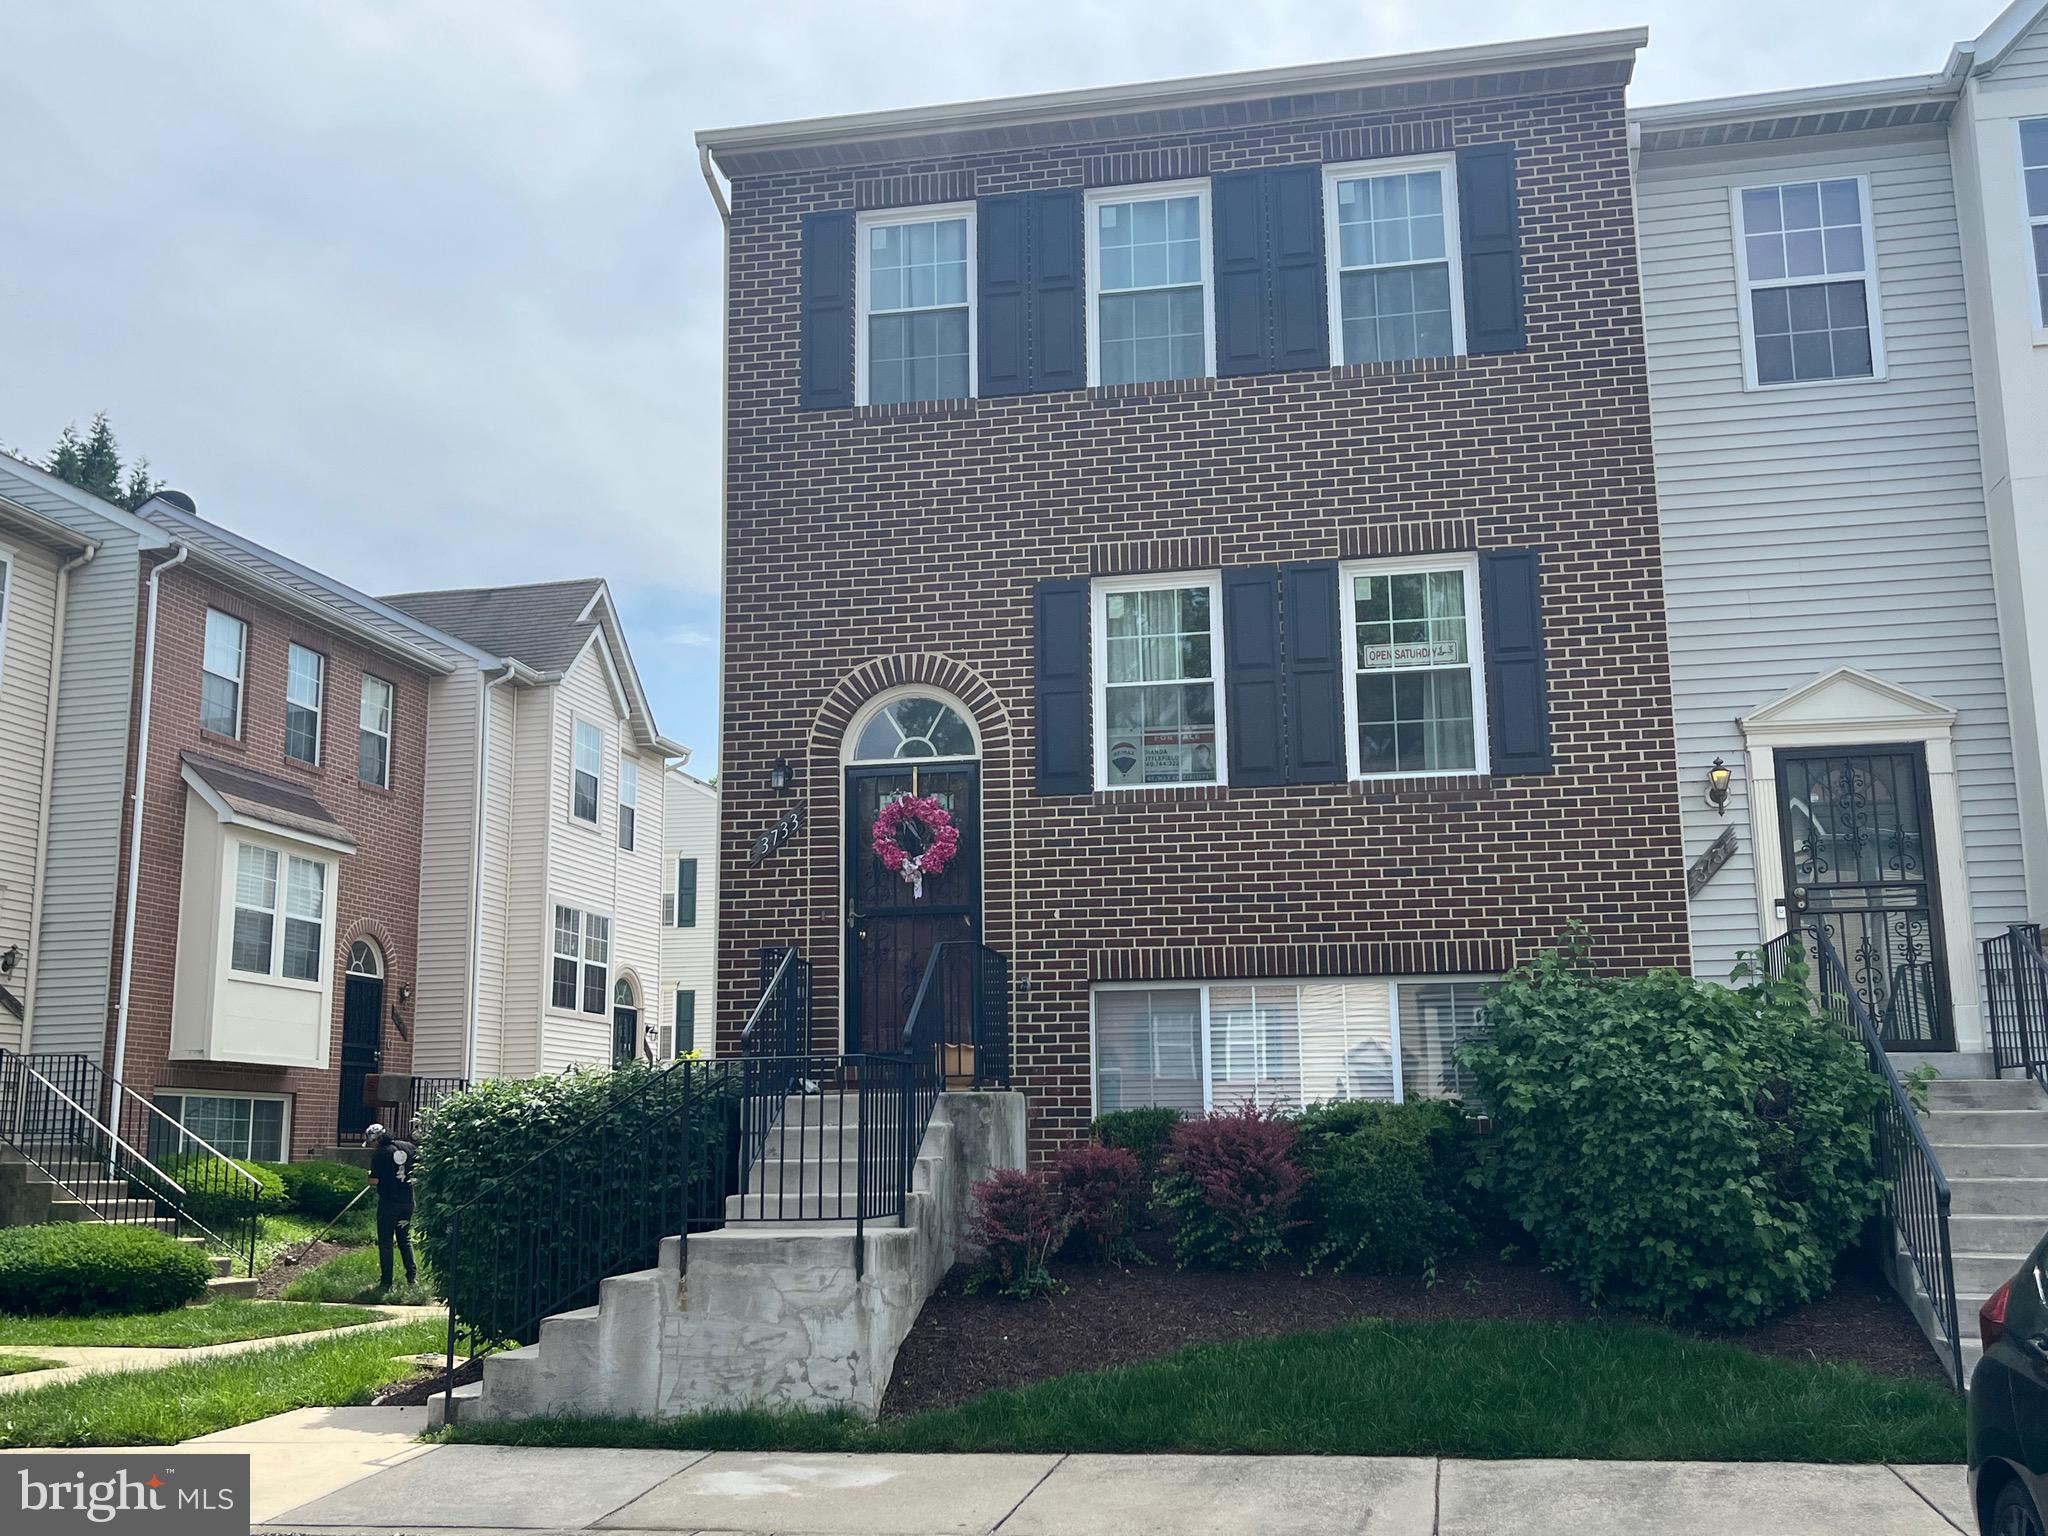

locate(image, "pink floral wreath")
[[871, 793, 960, 900]]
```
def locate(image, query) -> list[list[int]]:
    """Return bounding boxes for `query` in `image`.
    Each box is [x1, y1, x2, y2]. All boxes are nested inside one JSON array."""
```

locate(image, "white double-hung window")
[[571, 720, 601, 824], [230, 843, 328, 983], [201, 609, 246, 737], [359, 675, 392, 788], [285, 644, 324, 765], [1733, 176, 1883, 386], [1324, 157, 1464, 364], [1093, 573, 1225, 789], [2023, 119, 2047, 329], [551, 904, 610, 1015], [857, 206, 973, 406], [1341, 555, 1487, 778], [1087, 182, 1213, 385]]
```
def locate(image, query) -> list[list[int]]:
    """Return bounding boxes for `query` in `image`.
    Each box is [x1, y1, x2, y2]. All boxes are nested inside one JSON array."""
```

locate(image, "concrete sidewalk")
[[242, 1440, 1975, 1535]]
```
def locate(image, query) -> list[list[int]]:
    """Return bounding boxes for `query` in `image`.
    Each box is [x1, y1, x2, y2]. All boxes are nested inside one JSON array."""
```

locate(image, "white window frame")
[[153, 1090, 291, 1163], [1321, 154, 1466, 365], [551, 904, 582, 1012], [1090, 570, 1228, 793], [571, 718, 602, 826], [227, 839, 332, 991], [582, 910, 610, 1016], [358, 674, 393, 788], [1730, 174, 1888, 391], [201, 608, 247, 739], [2019, 117, 2048, 340], [285, 643, 325, 766], [854, 202, 978, 407], [619, 756, 639, 852], [1338, 552, 1489, 781], [1084, 179, 1217, 388]]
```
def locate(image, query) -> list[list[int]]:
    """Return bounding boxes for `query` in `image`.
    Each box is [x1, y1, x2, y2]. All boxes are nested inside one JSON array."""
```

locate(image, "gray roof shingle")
[[381, 579, 606, 674], [181, 751, 355, 849]]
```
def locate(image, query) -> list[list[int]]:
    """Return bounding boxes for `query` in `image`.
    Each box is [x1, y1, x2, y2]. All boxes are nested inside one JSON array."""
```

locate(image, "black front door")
[[1776, 745, 1953, 1050], [613, 1006, 640, 1067], [338, 974, 383, 1138], [845, 763, 980, 1054]]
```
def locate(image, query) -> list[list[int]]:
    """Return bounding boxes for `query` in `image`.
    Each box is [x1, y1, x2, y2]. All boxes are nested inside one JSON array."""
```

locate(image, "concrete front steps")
[[431, 1091, 1025, 1429], [1907, 1076, 2048, 1383]]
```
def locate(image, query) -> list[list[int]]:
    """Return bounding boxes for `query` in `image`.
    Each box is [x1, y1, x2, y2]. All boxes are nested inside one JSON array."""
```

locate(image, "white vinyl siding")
[[1086, 181, 1214, 386], [658, 769, 717, 1064], [0, 536, 59, 1051], [1638, 133, 2029, 987]]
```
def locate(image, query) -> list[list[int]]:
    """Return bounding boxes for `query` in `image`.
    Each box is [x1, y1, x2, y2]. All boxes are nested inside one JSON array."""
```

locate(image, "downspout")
[[19, 540, 98, 1049], [699, 140, 733, 1053], [111, 543, 189, 1087], [463, 664, 516, 1082]]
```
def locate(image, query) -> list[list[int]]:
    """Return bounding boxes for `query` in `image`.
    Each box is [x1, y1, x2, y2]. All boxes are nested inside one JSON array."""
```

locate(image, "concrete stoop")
[[431, 1090, 1025, 1430]]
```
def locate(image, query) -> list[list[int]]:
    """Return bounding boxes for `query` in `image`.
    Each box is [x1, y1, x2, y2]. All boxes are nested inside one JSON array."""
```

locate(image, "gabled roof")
[[0, 449, 173, 547]]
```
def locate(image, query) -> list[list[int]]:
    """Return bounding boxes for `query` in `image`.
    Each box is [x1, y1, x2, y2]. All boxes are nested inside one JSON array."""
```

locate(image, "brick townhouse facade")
[[704, 29, 1692, 1153], [104, 543, 435, 1162]]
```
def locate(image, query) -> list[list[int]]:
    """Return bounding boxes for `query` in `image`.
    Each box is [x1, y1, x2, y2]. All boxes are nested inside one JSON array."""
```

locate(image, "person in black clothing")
[[364, 1122, 417, 1289]]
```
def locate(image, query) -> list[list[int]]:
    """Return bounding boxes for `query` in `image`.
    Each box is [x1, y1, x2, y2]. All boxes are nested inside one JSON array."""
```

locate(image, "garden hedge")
[[0, 1224, 212, 1315], [1292, 1098, 1482, 1275], [280, 1159, 367, 1221]]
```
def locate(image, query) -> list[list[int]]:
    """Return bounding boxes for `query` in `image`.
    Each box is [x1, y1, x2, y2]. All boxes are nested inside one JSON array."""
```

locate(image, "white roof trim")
[[180, 763, 360, 856], [575, 626, 635, 723], [665, 765, 717, 799], [1740, 667, 1958, 738], [1967, 0, 2048, 75], [1631, 73, 1956, 130], [697, 28, 1646, 161], [0, 451, 173, 546], [0, 494, 102, 556]]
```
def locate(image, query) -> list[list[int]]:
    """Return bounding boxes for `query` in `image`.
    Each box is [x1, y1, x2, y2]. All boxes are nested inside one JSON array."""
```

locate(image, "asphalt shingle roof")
[[182, 751, 355, 849], [381, 579, 606, 674]]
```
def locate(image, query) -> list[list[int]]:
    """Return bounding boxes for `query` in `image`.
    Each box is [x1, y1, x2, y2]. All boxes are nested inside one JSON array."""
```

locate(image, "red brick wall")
[[716, 84, 1690, 1153], [105, 559, 431, 1159]]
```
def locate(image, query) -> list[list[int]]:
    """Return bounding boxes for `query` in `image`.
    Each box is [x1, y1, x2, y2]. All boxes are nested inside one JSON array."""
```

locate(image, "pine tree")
[[45, 413, 166, 510]]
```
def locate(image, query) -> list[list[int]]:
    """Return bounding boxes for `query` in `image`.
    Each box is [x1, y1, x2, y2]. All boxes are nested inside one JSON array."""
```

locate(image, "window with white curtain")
[[231, 846, 278, 975], [230, 843, 329, 984]]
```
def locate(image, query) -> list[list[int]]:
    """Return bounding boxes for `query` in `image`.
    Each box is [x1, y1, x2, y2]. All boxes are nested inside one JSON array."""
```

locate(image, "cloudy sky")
[[1, 0, 1995, 773]]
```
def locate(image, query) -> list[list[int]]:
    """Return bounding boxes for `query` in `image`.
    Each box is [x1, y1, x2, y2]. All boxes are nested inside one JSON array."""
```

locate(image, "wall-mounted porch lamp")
[[768, 756, 794, 794], [1705, 758, 1733, 816]]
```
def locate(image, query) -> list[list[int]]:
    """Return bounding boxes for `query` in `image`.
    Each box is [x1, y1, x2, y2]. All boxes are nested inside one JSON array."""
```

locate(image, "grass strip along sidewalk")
[[279, 1248, 437, 1306], [0, 1299, 386, 1349], [447, 1318, 1967, 1465], [0, 1317, 446, 1447], [0, 1355, 60, 1378]]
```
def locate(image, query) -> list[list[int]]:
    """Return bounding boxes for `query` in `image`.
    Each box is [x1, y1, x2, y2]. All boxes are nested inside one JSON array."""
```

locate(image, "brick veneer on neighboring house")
[[712, 52, 1692, 1152], [104, 557, 430, 1160]]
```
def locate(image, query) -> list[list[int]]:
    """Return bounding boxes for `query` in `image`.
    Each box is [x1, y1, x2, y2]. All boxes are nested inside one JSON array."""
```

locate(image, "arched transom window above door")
[[347, 940, 383, 978], [848, 693, 978, 763], [614, 975, 638, 1009]]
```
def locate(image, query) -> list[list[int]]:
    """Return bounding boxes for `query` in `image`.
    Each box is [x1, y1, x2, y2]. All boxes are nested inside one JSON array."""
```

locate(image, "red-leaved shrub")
[[1156, 1102, 1307, 1269], [1053, 1143, 1145, 1263], [967, 1167, 1070, 1297]]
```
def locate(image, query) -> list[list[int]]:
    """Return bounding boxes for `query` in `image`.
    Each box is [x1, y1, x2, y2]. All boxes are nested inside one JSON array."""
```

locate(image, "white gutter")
[[111, 543, 189, 1086], [19, 538, 99, 1047], [463, 664, 518, 1081]]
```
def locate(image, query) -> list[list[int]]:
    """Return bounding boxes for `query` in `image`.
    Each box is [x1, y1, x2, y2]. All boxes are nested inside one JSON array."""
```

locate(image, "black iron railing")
[[0, 1048, 262, 1274], [1765, 929, 1962, 1390], [390, 1076, 469, 1142], [1984, 925, 2048, 1089], [434, 1055, 738, 1423]]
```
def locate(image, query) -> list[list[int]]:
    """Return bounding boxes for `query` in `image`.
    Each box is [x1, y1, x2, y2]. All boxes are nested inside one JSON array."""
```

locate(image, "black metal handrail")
[[897, 941, 1013, 1225], [0, 1048, 262, 1275], [391, 1076, 469, 1142], [1984, 925, 2048, 1089], [1765, 929, 1962, 1390]]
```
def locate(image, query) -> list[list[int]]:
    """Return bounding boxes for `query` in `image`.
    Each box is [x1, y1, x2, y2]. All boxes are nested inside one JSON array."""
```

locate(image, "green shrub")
[[0, 1224, 211, 1315], [141, 1157, 288, 1232], [1156, 1103, 1307, 1270], [1292, 1098, 1480, 1275], [279, 1160, 366, 1221], [1462, 927, 1887, 1328], [1092, 1108, 1182, 1180], [415, 1065, 738, 1343]]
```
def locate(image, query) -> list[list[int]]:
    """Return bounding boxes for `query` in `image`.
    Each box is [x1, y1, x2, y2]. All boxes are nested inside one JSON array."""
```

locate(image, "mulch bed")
[[252, 1241, 352, 1299], [880, 1230, 1943, 1417], [371, 1354, 482, 1407]]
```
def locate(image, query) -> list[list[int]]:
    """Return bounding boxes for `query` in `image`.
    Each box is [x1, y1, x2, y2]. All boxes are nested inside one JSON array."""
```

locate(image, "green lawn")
[[279, 1247, 437, 1306], [446, 1318, 1967, 1465], [0, 1299, 385, 1349], [0, 1317, 447, 1447], [240, 1209, 377, 1273], [0, 1354, 60, 1377]]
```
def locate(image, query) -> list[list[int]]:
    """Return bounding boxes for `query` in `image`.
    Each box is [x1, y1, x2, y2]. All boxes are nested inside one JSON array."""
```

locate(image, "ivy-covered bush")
[[1156, 1103, 1306, 1270], [1292, 1098, 1480, 1275], [967, 1168, 1071, 1298], [415, 1064, 738, 1342], [0, 1223, 212, 1315], [1463, 929, 1887, 1328], [1053, 1143, 1145, 1263], [1091, 1107, 1183, 1181], [280, 1159, 367, 1220]]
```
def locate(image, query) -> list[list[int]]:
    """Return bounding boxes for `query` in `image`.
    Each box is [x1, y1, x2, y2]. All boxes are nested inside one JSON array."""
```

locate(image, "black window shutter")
[[676, 858, 699, 927], [977, 195, 1030, 397], [674, 990, 695, 1055], [1268, 166, 1329, 373], [1480, 549, 1552, 774], [1457, 144, 1526, 355], [1211, 171, 1269, 377], [1222, 567, 1286, 787], [1030, 190, 1085, 392], [799, 210, 855, 408], [1282, 563, 1345, 783], [1034, 579, 1092, 794]]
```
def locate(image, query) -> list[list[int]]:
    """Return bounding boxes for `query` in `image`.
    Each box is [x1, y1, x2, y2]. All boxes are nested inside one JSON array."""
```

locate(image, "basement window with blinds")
[[1091, 978, 1491, 1114]]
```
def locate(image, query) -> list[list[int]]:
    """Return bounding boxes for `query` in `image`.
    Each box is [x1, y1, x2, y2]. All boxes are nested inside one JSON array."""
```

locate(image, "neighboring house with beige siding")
[[1632, 0, 2048, 1063], [385, 581, 688, 1081], [658, 767, 719, 1059]]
